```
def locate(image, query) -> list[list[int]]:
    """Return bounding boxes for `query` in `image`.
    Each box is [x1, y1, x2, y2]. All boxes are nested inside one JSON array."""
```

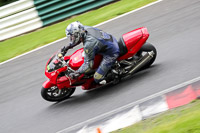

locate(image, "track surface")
[[1, 0, 200, 132]]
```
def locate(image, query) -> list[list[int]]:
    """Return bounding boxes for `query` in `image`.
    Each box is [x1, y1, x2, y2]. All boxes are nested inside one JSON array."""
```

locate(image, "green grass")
[[112, 100, 200, 133], [0, 0, 156, 63]]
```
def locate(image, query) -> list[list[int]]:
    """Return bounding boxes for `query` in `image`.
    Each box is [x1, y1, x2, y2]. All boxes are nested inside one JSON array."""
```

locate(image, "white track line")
[[0, 0, 163, 66], [57, 76, 200, 133]]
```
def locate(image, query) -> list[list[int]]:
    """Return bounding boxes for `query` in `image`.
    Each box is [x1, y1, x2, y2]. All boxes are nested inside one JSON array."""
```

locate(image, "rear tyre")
[[137, 42, 157, 69], [41, 86, 76, 102]]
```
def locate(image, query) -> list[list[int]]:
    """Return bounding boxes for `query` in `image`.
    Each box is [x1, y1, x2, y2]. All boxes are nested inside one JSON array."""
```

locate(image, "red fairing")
[[93, 55, 102, 69], [69, 48, 102, 70], [45, 65, 67, 84], [118, 27, 149, 60], [57, 76, 71, 89], [42, 80, 56, 89], [69, 49, 84, 70], [64, 55, 71, 61], [45, 53, 68, 85]]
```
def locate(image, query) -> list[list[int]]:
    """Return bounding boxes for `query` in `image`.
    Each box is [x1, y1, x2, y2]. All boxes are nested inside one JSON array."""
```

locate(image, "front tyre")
[[41, 86, 76, 102]]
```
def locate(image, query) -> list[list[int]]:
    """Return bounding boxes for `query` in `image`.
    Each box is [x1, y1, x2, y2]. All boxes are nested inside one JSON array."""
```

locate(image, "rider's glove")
[[61, 46, 69, 56], [57, 53, 63, 59], [69, 71, 80, 79]]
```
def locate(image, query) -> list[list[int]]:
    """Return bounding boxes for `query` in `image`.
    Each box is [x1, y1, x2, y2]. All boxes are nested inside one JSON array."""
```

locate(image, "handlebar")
[[57, 53, 75, 73]]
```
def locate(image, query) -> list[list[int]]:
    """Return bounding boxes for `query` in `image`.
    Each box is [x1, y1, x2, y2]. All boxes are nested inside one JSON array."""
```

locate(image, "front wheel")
[[41, 86, 76, 102]]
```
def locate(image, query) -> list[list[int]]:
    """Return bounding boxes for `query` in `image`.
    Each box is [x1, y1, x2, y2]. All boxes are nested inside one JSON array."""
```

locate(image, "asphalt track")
[[1, 0, 200, 132]]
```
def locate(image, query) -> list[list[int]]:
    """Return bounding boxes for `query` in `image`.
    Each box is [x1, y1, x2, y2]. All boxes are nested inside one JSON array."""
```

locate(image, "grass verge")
[[0, 0, 156, 63], [112, 100, 200, 133]]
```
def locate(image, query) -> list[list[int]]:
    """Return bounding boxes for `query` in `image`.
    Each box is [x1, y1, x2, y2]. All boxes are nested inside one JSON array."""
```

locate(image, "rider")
[[62, 21, 120, 84]]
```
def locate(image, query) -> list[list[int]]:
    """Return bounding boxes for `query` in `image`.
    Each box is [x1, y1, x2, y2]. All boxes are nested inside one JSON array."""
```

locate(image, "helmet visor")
[[65, 30, 72, 36], [67, 33, 81, 46]]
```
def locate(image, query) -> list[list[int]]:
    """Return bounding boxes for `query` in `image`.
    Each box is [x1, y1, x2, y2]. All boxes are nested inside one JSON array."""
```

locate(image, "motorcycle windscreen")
[[47, 54, 63, 72]]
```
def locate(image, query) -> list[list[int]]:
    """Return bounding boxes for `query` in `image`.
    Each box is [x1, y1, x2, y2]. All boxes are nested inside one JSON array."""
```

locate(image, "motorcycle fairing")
[[68, 48, 102, 70], [118, 27, 149, 60], [69, 49, 84, 70], [42, 80, 56, 89]]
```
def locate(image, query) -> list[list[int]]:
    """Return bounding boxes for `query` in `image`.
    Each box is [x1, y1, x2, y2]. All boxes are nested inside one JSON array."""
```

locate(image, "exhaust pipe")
[[128, 51, 154, 75]]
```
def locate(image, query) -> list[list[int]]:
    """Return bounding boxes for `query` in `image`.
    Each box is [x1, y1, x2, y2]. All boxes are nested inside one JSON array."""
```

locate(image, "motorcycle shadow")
[[48, 64, 160, 108]]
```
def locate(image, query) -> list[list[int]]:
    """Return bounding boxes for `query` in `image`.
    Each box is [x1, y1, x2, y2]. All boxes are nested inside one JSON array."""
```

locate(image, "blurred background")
[[0, 0, 18, 7], [1, 0, 147, 63]]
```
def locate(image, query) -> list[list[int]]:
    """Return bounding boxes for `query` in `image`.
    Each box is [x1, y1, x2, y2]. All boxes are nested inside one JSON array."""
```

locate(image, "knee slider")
[[94, 72, 104, 83]]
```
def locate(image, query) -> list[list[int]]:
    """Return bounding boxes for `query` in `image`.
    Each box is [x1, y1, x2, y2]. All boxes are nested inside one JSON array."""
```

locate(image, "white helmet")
[[65, 21, 84, 46]]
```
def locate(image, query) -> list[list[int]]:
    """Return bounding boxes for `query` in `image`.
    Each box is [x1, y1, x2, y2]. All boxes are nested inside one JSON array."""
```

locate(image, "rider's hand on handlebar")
[[57, 53, 66, 64], [58, 53, 63, 58]]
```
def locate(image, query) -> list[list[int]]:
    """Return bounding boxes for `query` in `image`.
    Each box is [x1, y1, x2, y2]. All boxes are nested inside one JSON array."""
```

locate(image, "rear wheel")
[[41, 86, 76, 102], [136, 42, 157, 69]]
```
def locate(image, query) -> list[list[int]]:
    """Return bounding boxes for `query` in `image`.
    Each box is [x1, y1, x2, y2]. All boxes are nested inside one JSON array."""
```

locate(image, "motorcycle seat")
[[118, 37, 128, 56]]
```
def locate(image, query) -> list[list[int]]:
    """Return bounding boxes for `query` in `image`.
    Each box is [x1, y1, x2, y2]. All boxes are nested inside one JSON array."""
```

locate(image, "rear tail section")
[[118, 27, 149, 60]]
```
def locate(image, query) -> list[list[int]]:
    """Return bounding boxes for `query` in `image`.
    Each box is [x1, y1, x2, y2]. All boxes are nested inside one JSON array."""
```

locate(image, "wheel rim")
[[46, 86, 73, 99]]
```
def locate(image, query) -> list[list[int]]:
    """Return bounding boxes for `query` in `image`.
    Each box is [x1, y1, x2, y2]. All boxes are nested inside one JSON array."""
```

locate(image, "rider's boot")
[[105, 69, 120, 85], [99, 80, 107, 85]]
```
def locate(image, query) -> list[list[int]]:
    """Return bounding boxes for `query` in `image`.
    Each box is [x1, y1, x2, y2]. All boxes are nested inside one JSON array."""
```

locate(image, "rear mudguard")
[[42, 80, 55, 89]]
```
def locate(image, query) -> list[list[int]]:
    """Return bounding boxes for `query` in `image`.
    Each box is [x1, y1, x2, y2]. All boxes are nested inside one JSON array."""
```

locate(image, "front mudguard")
[[42, 80, 56, 89]]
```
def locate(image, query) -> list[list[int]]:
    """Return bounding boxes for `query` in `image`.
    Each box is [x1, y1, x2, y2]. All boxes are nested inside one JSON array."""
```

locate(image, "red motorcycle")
[[41, 27, 157, 102]]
